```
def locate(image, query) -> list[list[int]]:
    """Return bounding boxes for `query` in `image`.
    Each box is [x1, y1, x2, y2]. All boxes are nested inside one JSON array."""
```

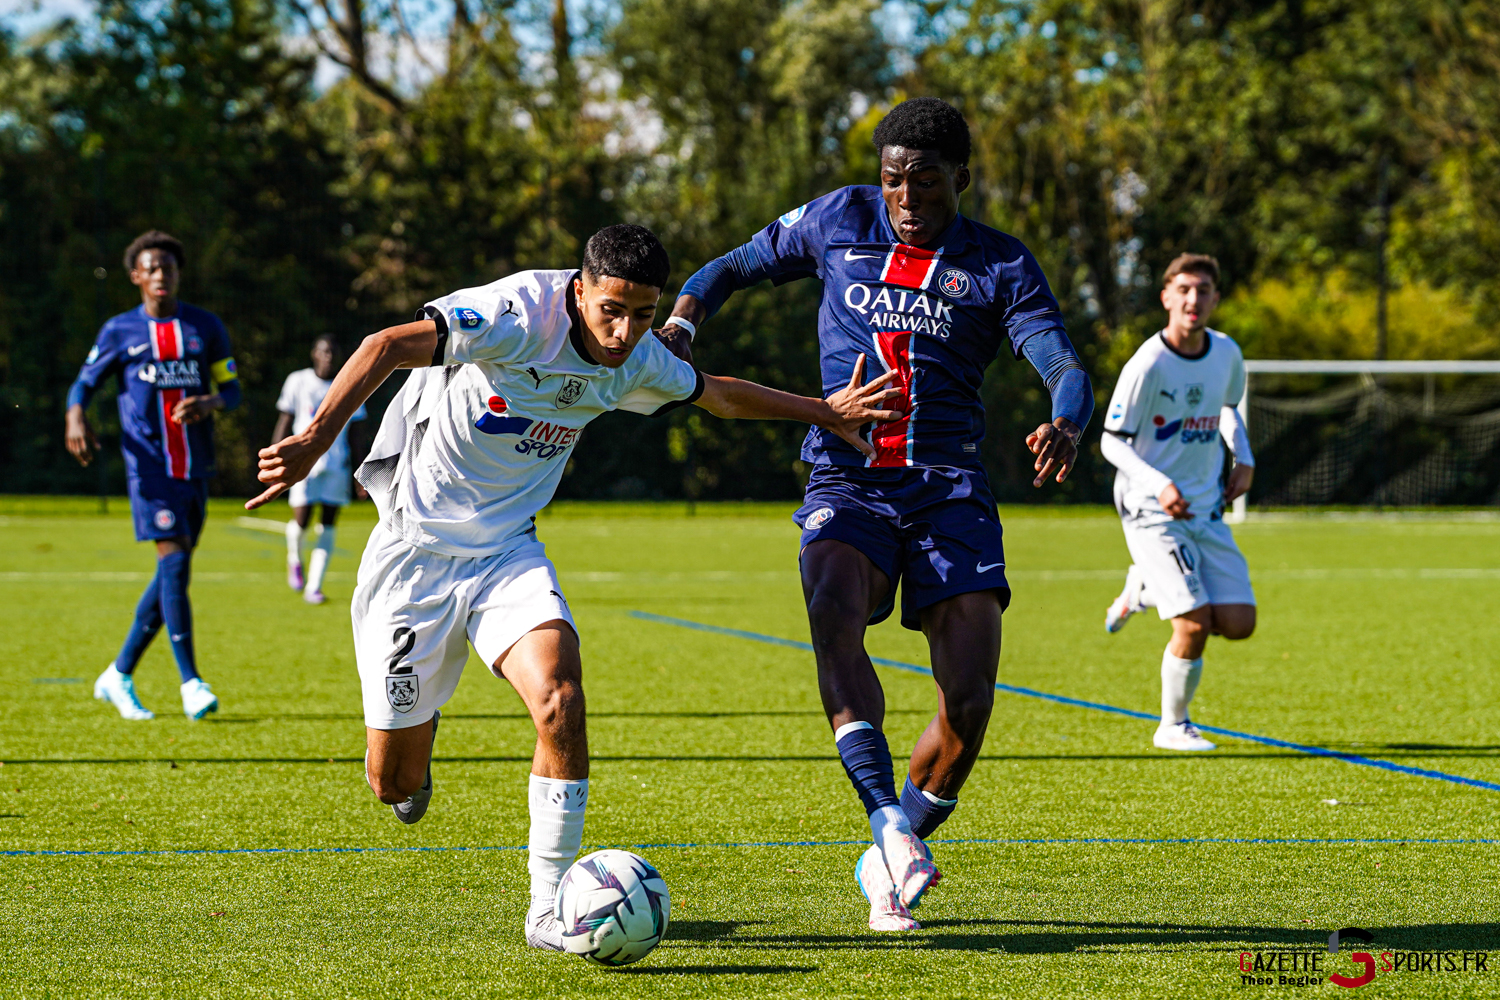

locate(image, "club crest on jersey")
[[1186, 383, 1204, 408], [554, 376, 588, 409], [185, 334, 202, 354], [779, 205, 807, 228], [456, 307, 485, 330], [805, 506, 835, 529], [153, 509, 176, 530], [938, 269, 970, 297], [386, 675, 419, 713]]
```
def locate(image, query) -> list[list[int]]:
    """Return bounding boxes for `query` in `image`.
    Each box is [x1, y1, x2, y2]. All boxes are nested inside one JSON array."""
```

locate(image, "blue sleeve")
[[217, 378, 242, 412], [68, 323, 121, 411], [679, 187, 848, 320], [1020, 329, 1094, 430]]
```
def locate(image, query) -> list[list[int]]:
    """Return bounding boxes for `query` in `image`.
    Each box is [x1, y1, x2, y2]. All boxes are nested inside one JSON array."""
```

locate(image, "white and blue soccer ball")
[[554, 849, 671, 966]]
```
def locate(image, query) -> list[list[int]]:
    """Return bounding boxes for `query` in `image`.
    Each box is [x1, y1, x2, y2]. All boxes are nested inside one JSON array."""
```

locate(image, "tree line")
[[1, 0, 1496, 502]]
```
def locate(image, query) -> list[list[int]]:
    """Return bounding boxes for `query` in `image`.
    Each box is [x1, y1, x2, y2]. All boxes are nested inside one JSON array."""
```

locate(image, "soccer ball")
[[554, 849, 671, 966]]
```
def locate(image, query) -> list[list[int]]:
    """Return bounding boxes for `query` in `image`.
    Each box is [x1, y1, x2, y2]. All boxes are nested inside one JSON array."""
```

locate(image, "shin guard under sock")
[[157, 550, 199, 683]]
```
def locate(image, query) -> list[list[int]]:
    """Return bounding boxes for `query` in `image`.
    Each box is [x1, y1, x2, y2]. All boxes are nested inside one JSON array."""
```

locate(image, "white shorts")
[[1122, 515, 1256, 620], [291, 468, 351, 508], [352, 524, 575, 730]]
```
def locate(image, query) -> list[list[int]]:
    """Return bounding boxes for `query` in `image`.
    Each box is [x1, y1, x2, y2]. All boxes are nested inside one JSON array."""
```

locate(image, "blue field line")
[[627, 610, 1500, 794], [6, 835, 1498, 860]]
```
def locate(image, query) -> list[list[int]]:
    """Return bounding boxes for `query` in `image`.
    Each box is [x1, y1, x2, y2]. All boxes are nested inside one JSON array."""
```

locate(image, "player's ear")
[[953, 165, 971, 196]]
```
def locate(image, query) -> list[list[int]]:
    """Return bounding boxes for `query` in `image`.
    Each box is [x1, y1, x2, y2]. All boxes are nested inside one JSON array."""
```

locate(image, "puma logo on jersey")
[[1159, 389, 1177, 402]]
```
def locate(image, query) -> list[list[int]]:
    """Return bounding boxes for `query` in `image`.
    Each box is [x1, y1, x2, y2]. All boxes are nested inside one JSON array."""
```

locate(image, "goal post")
[[1228, 360, 1500, 521]]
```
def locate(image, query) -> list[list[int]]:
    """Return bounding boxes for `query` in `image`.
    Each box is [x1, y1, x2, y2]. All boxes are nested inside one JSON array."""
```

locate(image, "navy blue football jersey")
[[72, 304, 237, 480], [737, 185, 1068, 469]]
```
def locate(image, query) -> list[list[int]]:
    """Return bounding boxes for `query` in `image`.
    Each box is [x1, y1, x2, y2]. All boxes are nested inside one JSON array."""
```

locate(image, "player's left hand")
[[246, 431, 326, 510], [1224, 462, 1254, 503], [654, 325, 693, 364], [1026, 418, 1081, 487], [171, 395, 221, 425]]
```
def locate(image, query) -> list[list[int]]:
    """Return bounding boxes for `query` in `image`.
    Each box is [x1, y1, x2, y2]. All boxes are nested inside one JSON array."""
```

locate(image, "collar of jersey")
[[1156, 328, 1214, 361], [134, 303, 184, 323]]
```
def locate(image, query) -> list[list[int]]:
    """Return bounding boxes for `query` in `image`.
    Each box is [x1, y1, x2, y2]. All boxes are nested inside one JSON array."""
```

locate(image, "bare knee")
[[940, 683, 994, 744], [1170, 613, 1212, 658], [534, 677, 586, 737], [1213, 605, 1257, 641], [367, 760, 423, 804]]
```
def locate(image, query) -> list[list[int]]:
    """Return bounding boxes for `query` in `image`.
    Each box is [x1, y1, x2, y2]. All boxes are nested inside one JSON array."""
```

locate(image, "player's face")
[[574, 274, 661, 368], [130, 249, 179, 308], [879, 146, 971, 247], [1160, 272, 1220, 332], [311, 339, 339, 379]]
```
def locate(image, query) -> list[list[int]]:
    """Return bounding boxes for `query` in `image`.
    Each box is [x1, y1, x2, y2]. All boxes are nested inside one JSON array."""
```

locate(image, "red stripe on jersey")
[[868, 330, 914, 468], [152, 319, 182, 360], [159, 387, 189, 479], [878, 244, 941, 291]]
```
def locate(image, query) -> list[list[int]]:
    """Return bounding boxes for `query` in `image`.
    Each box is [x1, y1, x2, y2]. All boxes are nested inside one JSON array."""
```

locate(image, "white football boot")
[[181, 678, 219, 720], [526, 895, 566, 950], [882, 830, 941, 909], [94, 664, 154, 721], [1154, 719, 1216, 751], [855, 844, 920, 931], [1105, 566, 1147, 633]]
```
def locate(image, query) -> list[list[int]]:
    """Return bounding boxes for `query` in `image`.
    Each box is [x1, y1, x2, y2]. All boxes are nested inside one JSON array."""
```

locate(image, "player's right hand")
[[246, 431, 325, 510], [824, 355, 904, 459], [65, 407, 98, 467], [1158, 482, 1193, 519]]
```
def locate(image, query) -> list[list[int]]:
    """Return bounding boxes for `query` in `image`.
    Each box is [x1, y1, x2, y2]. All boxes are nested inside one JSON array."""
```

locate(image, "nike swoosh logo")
[[128, 343, 150, 356], [844, 249, 881, 261], [170, 633, 190, 642], [976, 562, 1004, 573]]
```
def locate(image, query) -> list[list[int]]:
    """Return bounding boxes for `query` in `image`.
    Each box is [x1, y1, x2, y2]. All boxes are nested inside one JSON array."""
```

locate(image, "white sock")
[[307, 525, 335, 593], [286, 520, 304, 565], [1161, 649, 1204, 725], [869, 804, 913, 862], [528, 774, 589, 900]]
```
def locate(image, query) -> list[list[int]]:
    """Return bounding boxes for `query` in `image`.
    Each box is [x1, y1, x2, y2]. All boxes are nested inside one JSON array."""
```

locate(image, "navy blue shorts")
[[793, 465, 1010, 631], [129, 475, 209, 544]]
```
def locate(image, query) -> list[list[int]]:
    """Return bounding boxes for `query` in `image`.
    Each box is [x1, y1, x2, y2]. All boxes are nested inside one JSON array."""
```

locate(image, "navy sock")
[[835, 725, 900, 815], [114, 569, 163, 675], [900, 775, 958, 839], [157, 551, 199, 683]]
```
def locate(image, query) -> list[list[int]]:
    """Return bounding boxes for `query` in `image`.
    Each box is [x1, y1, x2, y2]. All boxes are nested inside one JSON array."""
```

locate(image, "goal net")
[[1232, 361, 1500, 517]]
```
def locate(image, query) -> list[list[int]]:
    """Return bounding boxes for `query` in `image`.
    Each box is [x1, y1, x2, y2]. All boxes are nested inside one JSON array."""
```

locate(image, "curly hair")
[[123, 230, 185, 272], [872, 97, 971, 166]]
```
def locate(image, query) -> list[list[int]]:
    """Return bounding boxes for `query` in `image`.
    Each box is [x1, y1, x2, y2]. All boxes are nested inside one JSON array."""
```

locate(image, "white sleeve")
[[1101, 430, 1174, 498], [1102, 358, 1151, 437], [1220, 405, 1254, 466], [615, 339, 705, 415], [423, 285, 536, 366], [275, 373, 298, 414]]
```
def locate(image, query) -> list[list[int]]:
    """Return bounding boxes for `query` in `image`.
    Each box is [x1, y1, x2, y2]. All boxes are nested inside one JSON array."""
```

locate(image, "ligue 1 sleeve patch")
[[456, 307, 485, 330], [779, 205, 807, 228]]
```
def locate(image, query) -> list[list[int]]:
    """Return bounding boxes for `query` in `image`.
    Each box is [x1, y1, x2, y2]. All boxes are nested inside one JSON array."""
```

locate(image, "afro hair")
[[872, 97, 971, 166]]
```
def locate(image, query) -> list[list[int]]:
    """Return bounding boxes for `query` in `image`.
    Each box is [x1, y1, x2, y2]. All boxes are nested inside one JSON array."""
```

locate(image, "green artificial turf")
[[2, 497, 1498, 998]]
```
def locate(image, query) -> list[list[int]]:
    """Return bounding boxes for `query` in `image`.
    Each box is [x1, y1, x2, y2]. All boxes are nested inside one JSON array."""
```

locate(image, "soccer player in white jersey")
[[1100, 253, 1256, 752], [244, 225, 897, 950], [272, 335, 367, 604]]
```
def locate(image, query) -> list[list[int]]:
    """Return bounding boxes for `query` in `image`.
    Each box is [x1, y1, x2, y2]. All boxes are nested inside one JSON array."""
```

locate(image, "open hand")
[[823, 355, 904, 459], [246, 431, 328, 510], [65, 406, 98, 467], [1224, 463, 1254, 504], [1158, 482, 1193, 519], [1025, 419, 1081, 487]]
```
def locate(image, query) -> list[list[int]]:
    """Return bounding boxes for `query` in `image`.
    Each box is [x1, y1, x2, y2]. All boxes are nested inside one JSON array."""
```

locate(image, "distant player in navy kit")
[[663, 99, 1094, 930], [66, 231, 241, 721]]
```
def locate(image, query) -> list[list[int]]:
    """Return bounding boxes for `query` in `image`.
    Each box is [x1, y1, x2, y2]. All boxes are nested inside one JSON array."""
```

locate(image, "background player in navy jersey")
[[66, 230, 241, 721], [661, 99, 1094, 931]]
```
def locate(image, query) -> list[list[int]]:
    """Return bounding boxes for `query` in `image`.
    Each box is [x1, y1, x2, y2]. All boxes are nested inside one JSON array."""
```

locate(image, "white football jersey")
[[1102, 329, 1245, 522], [276, 368, 367, 477], [357, 269, 701, 557]]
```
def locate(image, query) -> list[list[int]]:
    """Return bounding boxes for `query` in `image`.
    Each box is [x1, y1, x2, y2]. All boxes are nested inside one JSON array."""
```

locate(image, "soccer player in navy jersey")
[[66, 231, 241, 721], [660, 99, 1094, 930]]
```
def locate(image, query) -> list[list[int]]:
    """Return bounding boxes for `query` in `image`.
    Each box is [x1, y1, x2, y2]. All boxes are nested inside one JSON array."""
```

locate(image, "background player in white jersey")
[[244, 225, 897, 951], [1100, 253, 1256, 752], [272, 335, 367, 604]]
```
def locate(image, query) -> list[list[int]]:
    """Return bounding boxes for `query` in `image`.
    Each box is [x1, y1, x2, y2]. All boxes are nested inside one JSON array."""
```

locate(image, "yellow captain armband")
[[211, 357, 238, 386]]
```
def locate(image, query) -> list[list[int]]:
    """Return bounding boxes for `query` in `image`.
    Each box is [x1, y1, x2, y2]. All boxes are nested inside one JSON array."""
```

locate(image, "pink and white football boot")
[[855, 845, 920, 931]]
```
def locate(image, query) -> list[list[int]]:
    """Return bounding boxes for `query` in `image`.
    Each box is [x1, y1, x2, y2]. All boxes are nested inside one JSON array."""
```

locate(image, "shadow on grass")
[[698, 919, 1500, 956], [613, 965, 817, 975]]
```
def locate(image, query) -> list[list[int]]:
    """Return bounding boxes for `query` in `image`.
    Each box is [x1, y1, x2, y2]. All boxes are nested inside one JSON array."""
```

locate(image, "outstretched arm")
[[694, 355, 901, 460], [246, 320, 437, 509], [659, 243, 789, 362]]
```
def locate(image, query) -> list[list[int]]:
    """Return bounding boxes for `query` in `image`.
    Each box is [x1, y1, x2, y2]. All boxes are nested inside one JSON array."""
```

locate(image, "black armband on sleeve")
[[649, 369, 706, 417], [416, 306, 448, 367]]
